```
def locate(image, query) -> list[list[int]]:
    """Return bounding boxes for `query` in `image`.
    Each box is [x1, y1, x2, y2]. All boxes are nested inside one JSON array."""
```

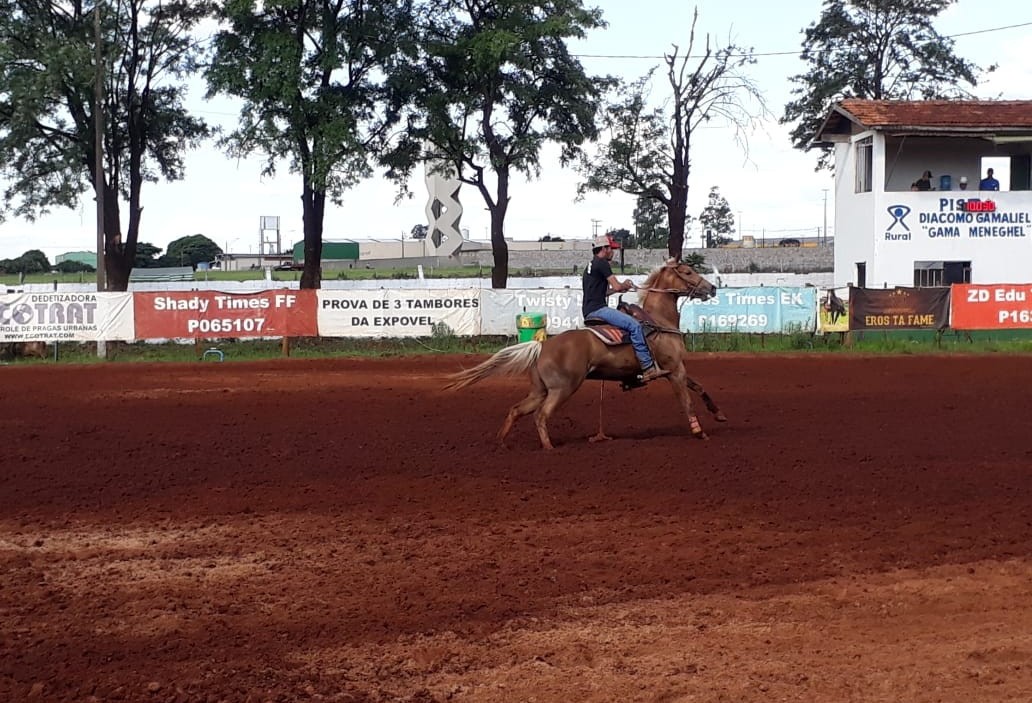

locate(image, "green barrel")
[[516, 312, 548, 342]]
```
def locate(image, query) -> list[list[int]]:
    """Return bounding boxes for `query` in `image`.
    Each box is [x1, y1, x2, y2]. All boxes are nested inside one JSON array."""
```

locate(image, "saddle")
[[583, 301, 660, 346]]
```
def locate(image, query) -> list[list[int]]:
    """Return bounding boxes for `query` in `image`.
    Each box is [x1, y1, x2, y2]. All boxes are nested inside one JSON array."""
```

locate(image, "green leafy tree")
[[205, 0, 417, 289], [578, 9, 766, 259], [681, 251, 709, 273], [0, 0, 213, 290], [55, 259, 97, 274], [632, 195, 670, 249], [133, 242, 163, 268], [782, 0, 986, 170], [0, 249, 51, 274], [408, 0, 607, 288], [161, 234, 220, 269], [605, 228, 630, 248], [698, 186, 734, 247]]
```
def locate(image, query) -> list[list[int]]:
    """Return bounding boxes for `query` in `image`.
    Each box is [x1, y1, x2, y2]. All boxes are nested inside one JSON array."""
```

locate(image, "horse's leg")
[[681, 361, 728, 422], [534, 375, 585, 450], [497, 367, 547, 446], [534, 390, 569, 450], [498, 389, 546, 446], [663, 362, 711, 440]]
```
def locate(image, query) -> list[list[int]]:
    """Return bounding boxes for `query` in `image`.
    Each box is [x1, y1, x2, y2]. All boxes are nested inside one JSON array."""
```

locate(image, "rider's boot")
[[640, 365, 671, 383]]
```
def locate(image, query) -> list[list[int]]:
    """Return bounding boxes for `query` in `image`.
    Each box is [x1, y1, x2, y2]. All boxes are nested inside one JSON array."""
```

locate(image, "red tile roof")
[[836, 99, 1032, 129]]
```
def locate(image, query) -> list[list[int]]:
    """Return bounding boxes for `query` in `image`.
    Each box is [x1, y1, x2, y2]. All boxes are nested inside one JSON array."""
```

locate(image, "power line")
[[573, 20, 1032, 61]]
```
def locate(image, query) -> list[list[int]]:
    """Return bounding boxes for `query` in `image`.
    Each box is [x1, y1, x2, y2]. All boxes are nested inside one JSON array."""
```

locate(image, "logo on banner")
[[885, 204, 912, 241]]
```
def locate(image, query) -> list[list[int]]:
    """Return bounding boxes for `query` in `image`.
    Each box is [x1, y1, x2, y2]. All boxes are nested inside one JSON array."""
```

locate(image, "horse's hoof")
[[693, 432, 709, 440], [714, 412, 728, 422], [588, 432, 614, 443]]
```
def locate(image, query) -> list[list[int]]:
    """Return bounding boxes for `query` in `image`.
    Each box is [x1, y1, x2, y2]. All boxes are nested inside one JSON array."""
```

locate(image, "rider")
[[581, 235, 671, 383]]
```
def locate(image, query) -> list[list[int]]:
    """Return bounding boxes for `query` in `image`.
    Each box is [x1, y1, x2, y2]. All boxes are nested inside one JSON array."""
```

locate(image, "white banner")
[[481, 289, 586, 335], [0, 292, 134, 342], [316, 289, 481, 337]]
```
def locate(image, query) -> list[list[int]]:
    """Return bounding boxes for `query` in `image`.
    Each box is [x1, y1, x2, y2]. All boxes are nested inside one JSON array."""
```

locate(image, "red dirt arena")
[[2, 353, 1032, 702]]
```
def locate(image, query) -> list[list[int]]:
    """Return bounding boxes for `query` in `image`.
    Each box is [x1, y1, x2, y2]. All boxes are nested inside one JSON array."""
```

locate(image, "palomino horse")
[[444, 259, 728, 449]]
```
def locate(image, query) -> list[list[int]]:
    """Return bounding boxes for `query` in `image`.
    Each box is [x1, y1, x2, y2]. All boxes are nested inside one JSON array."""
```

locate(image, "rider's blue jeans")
[[586, 305, 655, 370]]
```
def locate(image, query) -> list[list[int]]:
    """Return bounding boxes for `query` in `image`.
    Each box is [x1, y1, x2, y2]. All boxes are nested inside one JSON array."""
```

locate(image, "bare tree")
[[578, 8, 766, 259]]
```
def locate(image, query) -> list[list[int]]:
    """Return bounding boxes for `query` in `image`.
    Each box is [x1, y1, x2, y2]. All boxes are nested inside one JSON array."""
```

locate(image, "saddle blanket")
[[584, 323, 630, 345]]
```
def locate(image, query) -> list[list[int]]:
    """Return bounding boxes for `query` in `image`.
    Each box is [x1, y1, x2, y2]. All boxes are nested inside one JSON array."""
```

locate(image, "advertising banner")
[[880, 195, 1031, 244], [317, 289, 480, 337], [680, 287, 817, 334], [0, 291, 135, 342], [950, 283, 1032, 330], [480, 289, 584, 336], [133, 290, 317, 339], [848, 287, 950, 330], [818, 287, 850, 333]]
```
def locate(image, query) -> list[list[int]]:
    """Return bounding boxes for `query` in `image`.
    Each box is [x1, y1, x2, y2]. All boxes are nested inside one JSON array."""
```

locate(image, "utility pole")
[[822, 188, 829, 246], [93, 0, 107, 360], [93, 0, 106, 292], [591, 219, 602, 238]]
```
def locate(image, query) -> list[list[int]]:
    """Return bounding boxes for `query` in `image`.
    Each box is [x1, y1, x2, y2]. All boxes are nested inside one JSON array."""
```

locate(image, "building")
[[814, 100, 1032, 288], [55, 251, 98, 267]]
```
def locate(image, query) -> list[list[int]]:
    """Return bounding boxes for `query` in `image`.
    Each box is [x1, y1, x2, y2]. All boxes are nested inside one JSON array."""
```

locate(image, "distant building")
[[55, 251, 98, 267], [814, 99, 1032, 288]]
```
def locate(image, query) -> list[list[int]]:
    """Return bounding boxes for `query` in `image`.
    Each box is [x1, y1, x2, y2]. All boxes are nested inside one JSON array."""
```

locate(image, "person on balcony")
[[914, 171, 933, 191], [979, 168, 1000, 191]]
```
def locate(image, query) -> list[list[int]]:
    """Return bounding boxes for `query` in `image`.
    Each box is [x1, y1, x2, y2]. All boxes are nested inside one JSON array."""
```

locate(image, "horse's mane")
[[636, 259, 677, 307]]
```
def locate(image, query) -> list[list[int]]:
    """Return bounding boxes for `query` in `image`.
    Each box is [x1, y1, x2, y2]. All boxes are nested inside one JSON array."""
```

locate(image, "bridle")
[[635, 263, 710, 298]]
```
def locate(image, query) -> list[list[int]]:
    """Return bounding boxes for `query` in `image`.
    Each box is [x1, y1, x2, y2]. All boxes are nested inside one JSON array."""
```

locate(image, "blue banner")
[[680, 287, 818, 334]]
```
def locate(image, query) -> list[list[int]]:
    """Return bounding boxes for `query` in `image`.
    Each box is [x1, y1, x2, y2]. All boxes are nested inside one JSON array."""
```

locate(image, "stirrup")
[[639, 365, 671, 383]]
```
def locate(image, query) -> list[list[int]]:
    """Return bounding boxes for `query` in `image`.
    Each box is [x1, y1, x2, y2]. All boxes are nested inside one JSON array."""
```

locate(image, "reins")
[[633, 263, 708, 334]]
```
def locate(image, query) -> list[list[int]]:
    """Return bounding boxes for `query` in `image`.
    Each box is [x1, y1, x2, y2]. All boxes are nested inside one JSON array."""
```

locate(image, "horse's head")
[[660, 259, 717, 300]]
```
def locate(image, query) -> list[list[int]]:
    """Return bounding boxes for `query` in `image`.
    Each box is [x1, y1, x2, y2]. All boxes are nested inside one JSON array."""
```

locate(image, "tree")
[[605, 228, 630, 248], [410, 224, 428, 240], [133, 242, 163, 268], [781, 0, 985, 170], [205, 0, 417, 290], [681, 251, 709, 272], [161, 234, 220, 269], [578, 9, 766, 259], [632, 195, 670, 249], [55, 259, 97, 274], [0, 249, 50, 274], [0, 0, 213, 290], [698, 186, 734, 247], [408, 0, 607, 288]]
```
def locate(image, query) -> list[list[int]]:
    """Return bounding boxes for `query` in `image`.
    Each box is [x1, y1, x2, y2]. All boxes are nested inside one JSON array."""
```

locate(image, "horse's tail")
[[444, 341, 543, 391]]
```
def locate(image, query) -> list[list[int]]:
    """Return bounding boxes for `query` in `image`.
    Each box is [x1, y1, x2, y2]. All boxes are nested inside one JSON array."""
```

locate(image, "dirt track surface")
[[2, 353, 1032, 702]]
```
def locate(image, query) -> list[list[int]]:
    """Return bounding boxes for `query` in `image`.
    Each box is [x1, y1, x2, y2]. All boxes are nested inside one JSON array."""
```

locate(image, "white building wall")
[[833, 126, 1032, 288], [869, 191, 1032, 287], [833, 140, 877, 287]]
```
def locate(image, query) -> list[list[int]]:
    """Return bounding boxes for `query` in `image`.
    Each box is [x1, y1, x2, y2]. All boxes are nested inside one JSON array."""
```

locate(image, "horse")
[[444, 259, 728, 449], [822, 288, 846, 324]]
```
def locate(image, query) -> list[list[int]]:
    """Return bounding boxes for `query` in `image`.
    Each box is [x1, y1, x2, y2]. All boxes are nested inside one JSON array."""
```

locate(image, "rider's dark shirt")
[[582, 255, 612, 317]]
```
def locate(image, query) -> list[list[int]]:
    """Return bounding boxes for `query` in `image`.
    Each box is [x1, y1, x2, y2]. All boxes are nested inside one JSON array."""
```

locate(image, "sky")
[[1, 0, 1031, 260]]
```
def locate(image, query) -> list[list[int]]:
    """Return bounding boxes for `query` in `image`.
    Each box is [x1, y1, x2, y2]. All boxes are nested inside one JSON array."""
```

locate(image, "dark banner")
[[849, 287, 951, 331]]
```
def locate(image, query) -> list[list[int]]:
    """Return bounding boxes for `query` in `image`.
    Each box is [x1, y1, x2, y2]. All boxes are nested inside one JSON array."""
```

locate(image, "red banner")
[[951, 284, 1032, 330], [134, 291, 317, 339]]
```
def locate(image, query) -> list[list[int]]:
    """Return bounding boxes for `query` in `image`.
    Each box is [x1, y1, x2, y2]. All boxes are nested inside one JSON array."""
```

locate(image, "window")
[[855, 137, 873, 193], [913, 261, 971, 287]]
